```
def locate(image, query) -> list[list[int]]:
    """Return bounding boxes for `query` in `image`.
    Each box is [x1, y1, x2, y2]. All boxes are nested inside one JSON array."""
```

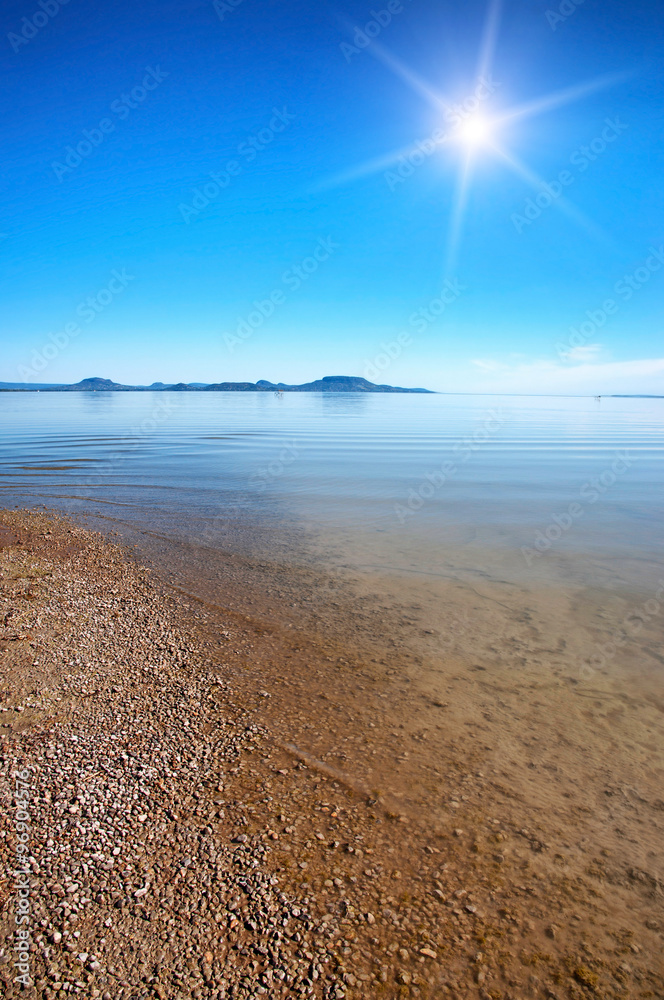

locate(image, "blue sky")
[[1, 0, 663, 393]]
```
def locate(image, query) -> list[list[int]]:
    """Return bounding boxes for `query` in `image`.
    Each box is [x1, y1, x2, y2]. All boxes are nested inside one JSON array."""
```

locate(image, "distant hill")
[[205, 376, 432, 393], [3, 375, 434, 393]]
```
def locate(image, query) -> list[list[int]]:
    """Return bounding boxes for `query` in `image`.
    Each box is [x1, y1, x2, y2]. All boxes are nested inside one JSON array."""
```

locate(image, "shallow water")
[[3, 388, 663, 676], [3, 390, 664, 965], [2, 390, 662, 561]]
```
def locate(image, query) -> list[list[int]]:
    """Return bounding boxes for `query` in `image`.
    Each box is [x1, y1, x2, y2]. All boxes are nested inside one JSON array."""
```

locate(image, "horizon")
[[2, 0, 663, 395], [2, 372, 663, 398]]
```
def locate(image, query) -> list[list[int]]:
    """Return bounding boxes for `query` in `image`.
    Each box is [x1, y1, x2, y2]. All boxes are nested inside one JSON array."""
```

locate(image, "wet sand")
[[1, 509, 663, 999]]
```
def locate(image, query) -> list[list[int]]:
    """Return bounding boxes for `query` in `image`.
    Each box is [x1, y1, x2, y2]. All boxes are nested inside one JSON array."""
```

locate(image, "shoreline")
[[1, 509, 662, 999], [1, 510, 351, 999]]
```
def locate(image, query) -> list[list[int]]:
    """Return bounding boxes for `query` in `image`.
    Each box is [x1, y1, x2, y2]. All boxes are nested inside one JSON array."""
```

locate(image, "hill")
[[5, 375, 433, 393]]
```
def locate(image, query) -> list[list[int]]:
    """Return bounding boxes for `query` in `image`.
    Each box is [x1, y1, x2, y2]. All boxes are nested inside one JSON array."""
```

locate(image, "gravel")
[[0, 511, 346, 999]]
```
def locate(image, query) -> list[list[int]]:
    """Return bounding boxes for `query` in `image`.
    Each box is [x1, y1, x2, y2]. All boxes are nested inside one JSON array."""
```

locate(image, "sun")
[[456, 114, 494, 148], [324, 0, 628, 274]]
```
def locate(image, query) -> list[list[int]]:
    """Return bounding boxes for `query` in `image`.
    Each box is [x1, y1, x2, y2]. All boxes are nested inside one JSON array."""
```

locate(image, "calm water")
[[5, 391, 663, 969], [3, 388, 664, 758], [1, 390, 662, 640], [2, 392, 662, 571]]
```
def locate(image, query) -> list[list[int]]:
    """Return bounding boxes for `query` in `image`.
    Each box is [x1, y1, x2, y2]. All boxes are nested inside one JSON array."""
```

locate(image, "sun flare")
[[324, 0, 628, 276], [457, 114, 494, 148]]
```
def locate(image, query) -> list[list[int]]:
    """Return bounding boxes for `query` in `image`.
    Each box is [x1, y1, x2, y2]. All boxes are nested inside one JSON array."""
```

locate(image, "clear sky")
[[1, 0, 662, 393]]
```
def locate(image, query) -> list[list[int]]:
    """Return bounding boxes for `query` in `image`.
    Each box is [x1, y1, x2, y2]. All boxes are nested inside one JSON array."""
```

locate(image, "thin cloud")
[[562, 343, 604, 362], [469, 355, 664, 393]]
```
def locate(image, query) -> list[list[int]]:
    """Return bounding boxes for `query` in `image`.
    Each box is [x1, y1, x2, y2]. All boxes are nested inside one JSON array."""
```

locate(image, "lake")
[[3, 387, 663, 681], [2, 390, 662, 589], [3, 389, 663, 950]]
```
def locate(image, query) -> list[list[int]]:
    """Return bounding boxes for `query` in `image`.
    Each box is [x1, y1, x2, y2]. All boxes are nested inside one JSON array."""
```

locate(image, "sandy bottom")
[[1, 508, 663, 1000]]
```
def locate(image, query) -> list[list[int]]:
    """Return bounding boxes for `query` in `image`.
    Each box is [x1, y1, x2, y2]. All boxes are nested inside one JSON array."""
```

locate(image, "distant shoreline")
[[2, 386, 662, 398], [0, 375, 433, 394]]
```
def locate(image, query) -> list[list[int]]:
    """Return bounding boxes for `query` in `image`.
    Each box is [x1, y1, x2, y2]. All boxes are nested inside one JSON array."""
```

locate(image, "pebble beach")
[[1, 509, 662, 1000]]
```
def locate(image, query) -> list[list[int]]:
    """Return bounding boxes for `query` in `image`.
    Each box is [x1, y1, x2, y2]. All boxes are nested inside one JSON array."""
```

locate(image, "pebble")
[[1, 509, 658, 1000], [0, 514, 347, 999]]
